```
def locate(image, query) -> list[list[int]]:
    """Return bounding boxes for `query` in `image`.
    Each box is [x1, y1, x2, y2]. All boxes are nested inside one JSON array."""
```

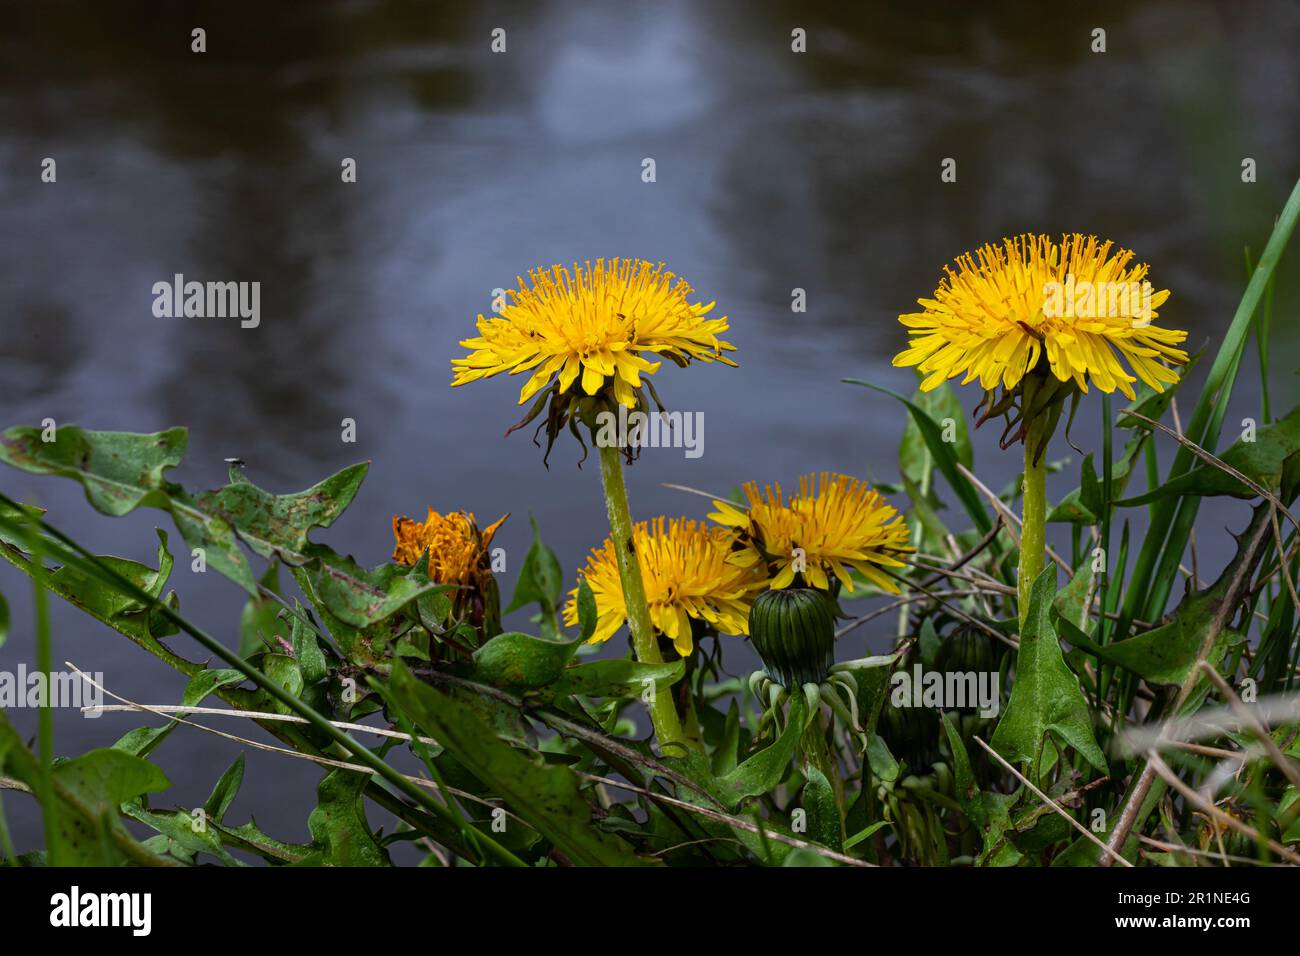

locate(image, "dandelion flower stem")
[[597, 441, 688, 754], [799, 721, 846, 823], [1019, 446, 1047, 628], [1019, 382, 1050, 629]]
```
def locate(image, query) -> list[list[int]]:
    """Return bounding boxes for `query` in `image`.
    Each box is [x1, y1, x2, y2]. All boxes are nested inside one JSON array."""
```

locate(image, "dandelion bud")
[[747, 587, 836, 689]]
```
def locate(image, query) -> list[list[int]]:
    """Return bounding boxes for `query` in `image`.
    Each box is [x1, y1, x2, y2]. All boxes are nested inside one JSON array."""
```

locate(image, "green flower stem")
[[1019, 448, 1047, 629], [1018, 384, 1050, 630], [596, 441, 688, 754], [31, 534, 59, 867], [799, 720, 846, 824]]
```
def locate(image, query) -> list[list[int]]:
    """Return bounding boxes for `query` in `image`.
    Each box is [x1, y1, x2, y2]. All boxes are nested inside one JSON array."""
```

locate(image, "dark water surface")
[[2, 1, 1298, 854]]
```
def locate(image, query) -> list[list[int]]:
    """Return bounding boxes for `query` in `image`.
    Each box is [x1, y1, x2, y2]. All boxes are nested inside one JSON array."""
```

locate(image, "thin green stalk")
[[1260, 268, 1274, 424], [799, 721, 845, 828], [1098, 521, 1130, 704], [596, 441, 687, 754], [1092, 392, 1115, 710], [1019, 450, 1046, 630], [1143, 440, 1159, 504], [0, 788, 15, 864], [1018, 387, 1050, 629], [1245, 246, 1278, 618], [1244, 247, 1275, 424], [30, 535, 58, 866], [1099, 393, 1114, 643], [0, 496, 526, 868]]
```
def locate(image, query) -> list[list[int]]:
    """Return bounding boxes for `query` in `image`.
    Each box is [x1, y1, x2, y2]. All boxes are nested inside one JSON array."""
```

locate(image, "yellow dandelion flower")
[[392, 508, 507, 594], [893, 234, 1189, 401], [562, 517, 767, 657], [710, 473, 912, 594], [451, 258, 737, 410]]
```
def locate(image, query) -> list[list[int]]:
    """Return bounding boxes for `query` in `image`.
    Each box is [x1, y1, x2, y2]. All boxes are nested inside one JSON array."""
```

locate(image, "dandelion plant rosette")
[[893, 234, 1189, 625], [450, 258, 737, 752]]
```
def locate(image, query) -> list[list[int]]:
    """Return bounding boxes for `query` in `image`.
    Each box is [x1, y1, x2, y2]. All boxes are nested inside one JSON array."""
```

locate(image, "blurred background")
[[1, 0, 1297, 854]]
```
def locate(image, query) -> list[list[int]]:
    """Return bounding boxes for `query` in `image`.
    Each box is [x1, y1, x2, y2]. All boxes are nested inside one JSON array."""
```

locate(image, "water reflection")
[[1, 0, 1297, 851]]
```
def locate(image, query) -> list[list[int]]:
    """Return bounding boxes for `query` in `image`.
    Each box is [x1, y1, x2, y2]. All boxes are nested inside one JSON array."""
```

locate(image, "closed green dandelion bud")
[[747, 587, 836, 689], [935, 627, 997, 677]]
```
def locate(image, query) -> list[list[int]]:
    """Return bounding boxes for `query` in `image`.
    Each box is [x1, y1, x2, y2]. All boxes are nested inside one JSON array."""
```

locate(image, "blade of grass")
[[844, 379, 997, 541], [0, 790, 14, 864], [1244, 247, 1276, 424], [0, 732, 16, 864], [1100, 393, 1114, 644], [1098, 521, 1130, 708], [1120, 175, 1300, 637], [30, 532, 59, 866], [1245, 245, 1279, 619]]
